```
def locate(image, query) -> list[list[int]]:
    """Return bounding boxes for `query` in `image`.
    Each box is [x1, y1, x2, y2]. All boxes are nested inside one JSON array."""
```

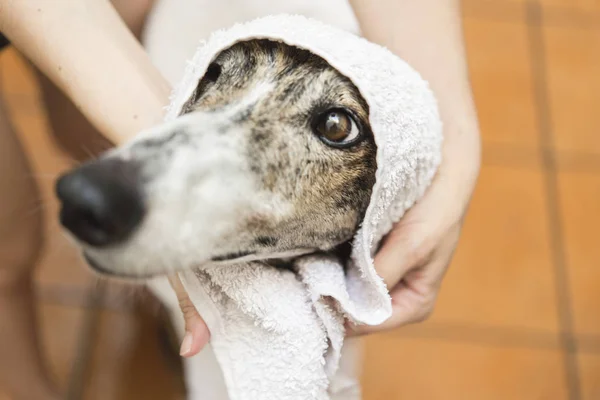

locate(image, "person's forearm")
[[0, 0, 169, 143], [350, 0, 480, 196]]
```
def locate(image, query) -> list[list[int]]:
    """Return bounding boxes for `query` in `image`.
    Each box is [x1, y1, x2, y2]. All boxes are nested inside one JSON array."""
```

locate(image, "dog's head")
[[56, 40, 377, 278]]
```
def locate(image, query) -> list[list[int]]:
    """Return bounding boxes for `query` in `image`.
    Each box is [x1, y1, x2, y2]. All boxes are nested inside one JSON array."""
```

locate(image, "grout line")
[[482, 142, 600, 172], [534, 3, 600, 30], [526, 2, 582, 399], [392, 321, 600, 355], [37, 280, 600, 355], [462, 0, 526, 23], [65, 280, 106, 400], [462, 0, 600, 29], [480, 141, 600, 172], [393, 321, 560, 350], [577, 334, 600, 355]]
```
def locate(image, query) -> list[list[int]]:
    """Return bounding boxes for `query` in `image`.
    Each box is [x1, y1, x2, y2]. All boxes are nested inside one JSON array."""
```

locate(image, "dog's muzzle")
[[55, 158, 146, 247]]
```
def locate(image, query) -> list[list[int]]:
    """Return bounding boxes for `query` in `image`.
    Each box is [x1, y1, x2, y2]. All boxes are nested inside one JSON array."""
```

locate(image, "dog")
[[56, 38, 377, 397], [57, 39, 377, 277]]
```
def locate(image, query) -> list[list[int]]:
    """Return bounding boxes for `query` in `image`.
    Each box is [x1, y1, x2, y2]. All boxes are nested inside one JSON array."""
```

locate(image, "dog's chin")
[[83, 253, 158, 281]]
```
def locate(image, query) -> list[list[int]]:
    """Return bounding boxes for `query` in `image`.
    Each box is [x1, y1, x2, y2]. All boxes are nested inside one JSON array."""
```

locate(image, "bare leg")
[[0, 97, 59, 400], [0, 1, 155, 398]]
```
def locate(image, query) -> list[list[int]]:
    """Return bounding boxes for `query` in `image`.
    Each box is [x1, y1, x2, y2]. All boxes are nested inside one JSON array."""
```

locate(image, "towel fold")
[[162, 14, 443, 400]]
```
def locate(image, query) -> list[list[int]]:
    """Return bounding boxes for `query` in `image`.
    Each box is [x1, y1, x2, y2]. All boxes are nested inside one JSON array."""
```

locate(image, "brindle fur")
[[181, 40, 377, 258], [77, 39, 377, 277]]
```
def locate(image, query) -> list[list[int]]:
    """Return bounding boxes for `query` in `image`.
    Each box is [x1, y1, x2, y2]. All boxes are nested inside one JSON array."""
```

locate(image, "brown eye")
[[314, 109, 361, 147]]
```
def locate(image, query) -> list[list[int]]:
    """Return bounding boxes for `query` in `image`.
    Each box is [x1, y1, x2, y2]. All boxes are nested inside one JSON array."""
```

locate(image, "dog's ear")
[[180, 89, 200, 115], [180, 62, 223, 115], [180, 81, 207, 115]]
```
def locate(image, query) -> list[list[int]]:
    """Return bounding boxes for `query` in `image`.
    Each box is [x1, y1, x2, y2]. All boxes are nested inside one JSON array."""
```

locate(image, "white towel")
[[162, 14, 442, 400]]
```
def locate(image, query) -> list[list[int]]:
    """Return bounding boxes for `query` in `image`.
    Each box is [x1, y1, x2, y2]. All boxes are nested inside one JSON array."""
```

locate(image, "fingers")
[[168, 275, 210, 358], [372, 166, 465, 297], [346, 116, 480, 338], [346, 284, 436, 336], [346, 269, 438, 336], [372, 174, 452, 289], [354, 218, 436, 336], [349, 226, 460, 337], [373, 220, 433, 290]]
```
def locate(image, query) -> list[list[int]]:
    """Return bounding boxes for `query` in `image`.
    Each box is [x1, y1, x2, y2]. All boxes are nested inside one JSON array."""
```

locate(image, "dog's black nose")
[[56, 159, 145, 247]]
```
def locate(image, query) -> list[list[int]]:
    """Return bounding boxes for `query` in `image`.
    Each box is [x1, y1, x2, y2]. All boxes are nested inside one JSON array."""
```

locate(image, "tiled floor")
[[0, 0, 599, 399]]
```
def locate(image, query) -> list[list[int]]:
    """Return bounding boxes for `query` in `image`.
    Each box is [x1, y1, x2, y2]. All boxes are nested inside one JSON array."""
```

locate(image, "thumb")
[[374, 217, 433, 289], [168, 275, 210, 358], [374, 166, 462, 288]]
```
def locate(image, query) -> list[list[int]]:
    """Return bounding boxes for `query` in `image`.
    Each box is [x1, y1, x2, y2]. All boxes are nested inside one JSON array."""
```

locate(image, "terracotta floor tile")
[[545, 26, 600, 154], [543, 9, 600, 31], [462, 0, 600, 14], [579, 352, 600, 400], [38, 304, 85, 392], [556, 149, 600, 172], [462, 0, 526, 5], [430, 165, 559, 331], [393, 320, 560, 350], [463, 17, 539, 149], [83, 310, 184, 400], [481, 143, 542, 168], [557, 171, 600, 335], [539, 0, 600, 13], [361, 334, 568, 400], [462, 0, 527, 21]]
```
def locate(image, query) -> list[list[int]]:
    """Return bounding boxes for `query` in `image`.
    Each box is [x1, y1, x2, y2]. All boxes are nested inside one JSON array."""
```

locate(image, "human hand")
[[168, 275, 210, 357], [347, 124, 481, 335], [168, 121, 480, 353]]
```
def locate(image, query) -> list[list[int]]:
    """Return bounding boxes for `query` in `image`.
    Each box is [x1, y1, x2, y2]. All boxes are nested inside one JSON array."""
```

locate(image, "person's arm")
[[347, 0, 481, 333], [0, 0, 170, 143], [0, 0, 210, 354]]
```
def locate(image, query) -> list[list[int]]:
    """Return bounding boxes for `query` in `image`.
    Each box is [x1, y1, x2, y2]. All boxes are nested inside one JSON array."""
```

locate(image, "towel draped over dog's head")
[[168, 14, 443, 326], [132, 13, 445, 400]]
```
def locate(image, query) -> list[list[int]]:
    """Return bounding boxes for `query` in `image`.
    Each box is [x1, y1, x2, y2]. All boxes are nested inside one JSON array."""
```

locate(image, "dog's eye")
[[205, 63, 222, 82], [314, 109, 361, 147]]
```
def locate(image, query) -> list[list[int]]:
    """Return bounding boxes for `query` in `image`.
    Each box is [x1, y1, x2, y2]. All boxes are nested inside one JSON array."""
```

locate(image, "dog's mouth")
[[83, 253, 151, 280], [83, 247, 317, 280]]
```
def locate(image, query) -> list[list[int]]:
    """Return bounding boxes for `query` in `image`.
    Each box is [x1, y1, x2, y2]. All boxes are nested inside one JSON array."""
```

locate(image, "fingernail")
[[180, 332, 193, 357]]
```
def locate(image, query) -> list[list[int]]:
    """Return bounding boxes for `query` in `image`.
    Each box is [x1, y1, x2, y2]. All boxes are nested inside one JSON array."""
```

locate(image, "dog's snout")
[[56, 159, 145, 247]]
